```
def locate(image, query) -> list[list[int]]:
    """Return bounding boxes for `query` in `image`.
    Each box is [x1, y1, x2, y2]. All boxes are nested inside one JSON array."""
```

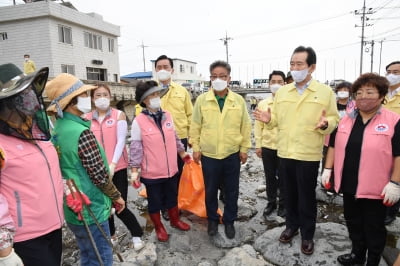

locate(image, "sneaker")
[[132, 237, 144, 251]]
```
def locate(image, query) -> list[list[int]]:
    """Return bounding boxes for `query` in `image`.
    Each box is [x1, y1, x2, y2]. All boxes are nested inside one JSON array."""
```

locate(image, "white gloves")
[[381, 181, 400, 206], [0, 249, 23, 266], [321, 168, 332, 189], [109, 163, 116, 178], [130, 172, 141, 188]]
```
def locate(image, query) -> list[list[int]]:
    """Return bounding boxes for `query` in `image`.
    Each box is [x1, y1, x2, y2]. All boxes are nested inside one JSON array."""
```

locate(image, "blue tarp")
[[121, 71, 153, 79]]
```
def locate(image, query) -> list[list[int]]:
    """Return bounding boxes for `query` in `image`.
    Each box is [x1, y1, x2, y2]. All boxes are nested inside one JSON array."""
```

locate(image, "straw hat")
[[0, 63, 49, 100], [45, 73, 96, 117]]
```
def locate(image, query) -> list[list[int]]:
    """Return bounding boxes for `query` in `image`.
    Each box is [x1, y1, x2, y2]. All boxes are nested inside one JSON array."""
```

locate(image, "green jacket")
[[51, 112, 111, 225]]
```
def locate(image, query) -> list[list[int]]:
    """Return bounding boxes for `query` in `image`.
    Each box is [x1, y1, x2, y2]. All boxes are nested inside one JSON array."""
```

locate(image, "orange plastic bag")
[[178, 161, 222, 218]]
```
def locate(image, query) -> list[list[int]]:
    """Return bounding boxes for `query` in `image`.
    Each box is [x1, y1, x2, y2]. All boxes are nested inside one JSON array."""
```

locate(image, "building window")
[[190, 66, 194, 74], [61, 64, 75, 75], [180, 64, 184, 73], [58, 25, 72, 44], [113, 74, 118, 82], [108, 38, 114, 52], [87, 67, 107, 81], [0, 32, 8, 41], [84, 32, 102, 50]]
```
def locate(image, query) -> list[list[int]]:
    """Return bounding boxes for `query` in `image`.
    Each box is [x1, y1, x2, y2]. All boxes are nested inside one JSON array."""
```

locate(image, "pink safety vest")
[[334, 108, 400, 198], [135, 111, 178, 179], [86, 108, 128, 172], [0, 135, 64, 242]]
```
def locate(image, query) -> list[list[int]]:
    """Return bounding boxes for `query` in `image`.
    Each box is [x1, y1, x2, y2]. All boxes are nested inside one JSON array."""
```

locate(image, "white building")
[[0, 1, 121, 82]]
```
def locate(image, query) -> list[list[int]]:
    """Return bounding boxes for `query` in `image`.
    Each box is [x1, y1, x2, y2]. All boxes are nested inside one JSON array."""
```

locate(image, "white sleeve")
[[111, 120, 128, 164], [130, 119, 142, 141]]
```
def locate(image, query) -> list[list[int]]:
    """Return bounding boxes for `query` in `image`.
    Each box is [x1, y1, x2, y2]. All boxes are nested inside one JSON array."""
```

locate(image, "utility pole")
[[220, 31, 233, 64], [378, 39, 384, 75], [138, 41, 148, 72], [370, 40, 374, 72], [355, 0, 373, 75]]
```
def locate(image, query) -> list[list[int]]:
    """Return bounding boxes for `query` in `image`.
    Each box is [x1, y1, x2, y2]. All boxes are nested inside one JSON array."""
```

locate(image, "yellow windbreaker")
[[190, 89, 251, 159], [23, 60, 36, 74], [161, 81, 193, 139], [384, 90, 400, 114], [254, 96, 277, 150], [267, 80, 339, 161]]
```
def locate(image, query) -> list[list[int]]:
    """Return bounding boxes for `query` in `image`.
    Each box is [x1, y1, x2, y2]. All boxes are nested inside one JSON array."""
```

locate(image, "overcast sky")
[[5, 0, 399, 83]]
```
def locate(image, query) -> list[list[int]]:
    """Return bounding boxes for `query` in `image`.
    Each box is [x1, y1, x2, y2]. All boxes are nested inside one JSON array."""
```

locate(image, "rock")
[[217, 244, 270, 266], [254, 222, 388, 266]]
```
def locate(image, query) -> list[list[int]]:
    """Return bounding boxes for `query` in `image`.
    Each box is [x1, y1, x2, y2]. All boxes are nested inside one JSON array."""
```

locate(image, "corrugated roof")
[[121, 71, 153, 79]]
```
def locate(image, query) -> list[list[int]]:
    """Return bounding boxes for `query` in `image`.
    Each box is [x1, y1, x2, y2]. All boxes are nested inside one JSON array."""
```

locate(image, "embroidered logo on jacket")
[[375, 123, 389, 132]]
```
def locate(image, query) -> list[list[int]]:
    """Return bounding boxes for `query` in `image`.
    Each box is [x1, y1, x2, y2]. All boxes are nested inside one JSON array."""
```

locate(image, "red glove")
[[182, 154, 192, 164], [66, 192, 91, 220]]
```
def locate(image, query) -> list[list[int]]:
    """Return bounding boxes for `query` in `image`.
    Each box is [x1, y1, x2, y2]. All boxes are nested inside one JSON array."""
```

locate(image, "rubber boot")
[[168, 206, 190, 231], [149, 212, 168, 242]]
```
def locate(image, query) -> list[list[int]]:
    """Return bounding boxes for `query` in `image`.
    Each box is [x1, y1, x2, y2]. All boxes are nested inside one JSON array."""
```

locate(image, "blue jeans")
[[201, 152, 240, 223], [68, 221, 113, 266]]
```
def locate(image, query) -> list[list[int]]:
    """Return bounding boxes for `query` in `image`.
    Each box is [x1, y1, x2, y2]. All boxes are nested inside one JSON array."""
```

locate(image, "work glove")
[[130, 172, 141, 189], [0, 249, 23, 266], [381, 181, 400, 206], [109, 163, 116, 178], [182, 154, 192, 164], [321, 168, 332, 190], [65, 191, 91, 220]]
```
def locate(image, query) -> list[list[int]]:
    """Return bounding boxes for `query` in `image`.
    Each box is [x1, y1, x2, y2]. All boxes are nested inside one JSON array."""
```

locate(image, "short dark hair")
[[209, 60, 231, 74], [352, 73, 388, 100], [269, 70, 285, 81], [135, 80, 159, 108], [24, 54, 30, 58], [155, 55, 173, 69], [385, 61, 400, 71], [335, 81, 352, 92], [292, 46, 317, 66]]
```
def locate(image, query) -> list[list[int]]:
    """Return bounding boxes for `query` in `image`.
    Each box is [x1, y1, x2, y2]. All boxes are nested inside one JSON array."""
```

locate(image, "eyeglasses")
[[210, 75, 228, 80]]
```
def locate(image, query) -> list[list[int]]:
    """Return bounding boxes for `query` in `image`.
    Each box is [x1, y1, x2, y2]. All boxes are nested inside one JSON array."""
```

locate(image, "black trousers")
[[343, 194, 386, 265], [261, 147, 284, 206], [143, 174, 179, 214], [280, 158, 319, 240], [109, 168, 143, 237], [14, 228, 62, 266]]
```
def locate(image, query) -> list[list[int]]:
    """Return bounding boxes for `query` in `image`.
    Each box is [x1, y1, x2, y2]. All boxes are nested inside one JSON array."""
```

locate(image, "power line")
[[355, 0, 374, 74]]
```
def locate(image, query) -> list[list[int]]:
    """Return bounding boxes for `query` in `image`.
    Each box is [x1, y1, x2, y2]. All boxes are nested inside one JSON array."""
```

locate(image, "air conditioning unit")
[[92, 60, 103, 65]]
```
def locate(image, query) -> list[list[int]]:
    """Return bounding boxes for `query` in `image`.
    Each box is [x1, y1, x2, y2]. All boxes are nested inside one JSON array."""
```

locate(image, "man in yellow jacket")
[[383, 60, 400, 225], [254, 70, 286, 218], [254, 46, 339, 255], [23, 54, 36, 74], [190, 60, 251, 239], [155, 55, 193, 220]]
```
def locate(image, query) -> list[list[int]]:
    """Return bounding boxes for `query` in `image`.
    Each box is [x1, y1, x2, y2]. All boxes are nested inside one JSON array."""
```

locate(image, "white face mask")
[[386, 74, 400, 86], [212, 79, 228, 92], [157, 70, 171, 81], [24, 58, 29, 62], [94, 97, 110, 111], [290, 68, 309, 83], [337, 91, 349, 99], [148, 97, 161, 110], [76, 96, 92, 114], [269, 84, 282, 94]]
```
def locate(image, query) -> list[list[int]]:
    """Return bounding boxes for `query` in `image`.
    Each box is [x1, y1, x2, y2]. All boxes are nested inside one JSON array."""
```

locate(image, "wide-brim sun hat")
[[139, 86, 166, 103], [0, 63, 49, 100], [45, 73, 96, 117]]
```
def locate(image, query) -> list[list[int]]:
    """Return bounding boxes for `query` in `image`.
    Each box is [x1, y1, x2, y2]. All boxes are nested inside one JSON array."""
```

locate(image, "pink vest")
[[86, 108, 128, 172], [0, 135, 64, 242], [135, 111, 178, 179], [334, 108, 400, 198]]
